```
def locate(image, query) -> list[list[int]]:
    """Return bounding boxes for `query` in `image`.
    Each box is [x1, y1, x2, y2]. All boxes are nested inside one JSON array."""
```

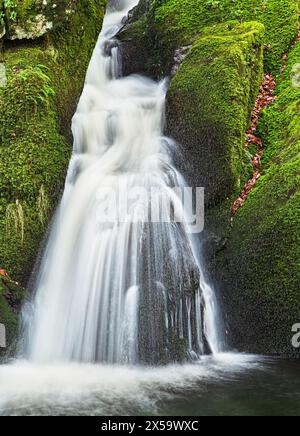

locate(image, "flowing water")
[[1, 0, 299, 417], [21, 0, 221, 364]]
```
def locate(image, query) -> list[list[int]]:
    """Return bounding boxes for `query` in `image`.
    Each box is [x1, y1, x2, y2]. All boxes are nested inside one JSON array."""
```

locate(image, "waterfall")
[[22, 0, 222, 365]]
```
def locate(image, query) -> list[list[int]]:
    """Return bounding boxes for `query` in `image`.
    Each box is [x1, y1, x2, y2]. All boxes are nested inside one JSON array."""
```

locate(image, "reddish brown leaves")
[[0, 269, 9, 278], [249, 74, 276, 132], [232, 73, 276, 215]]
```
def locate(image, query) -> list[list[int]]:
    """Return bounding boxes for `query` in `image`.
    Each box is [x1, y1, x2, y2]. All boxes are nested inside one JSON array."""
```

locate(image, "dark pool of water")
[[158, 359, 300, 416]]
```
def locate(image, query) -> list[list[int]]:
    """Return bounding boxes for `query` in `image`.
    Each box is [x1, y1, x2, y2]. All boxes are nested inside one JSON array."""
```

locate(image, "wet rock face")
[[137, 223, 207, 365], [1, 0, 76, 40]]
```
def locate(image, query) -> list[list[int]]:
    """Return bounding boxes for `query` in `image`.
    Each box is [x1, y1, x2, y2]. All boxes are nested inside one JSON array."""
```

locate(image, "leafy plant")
[[0, 11, 5, 26], [17, 64, 55, 113], [3, 0, 17, 22]]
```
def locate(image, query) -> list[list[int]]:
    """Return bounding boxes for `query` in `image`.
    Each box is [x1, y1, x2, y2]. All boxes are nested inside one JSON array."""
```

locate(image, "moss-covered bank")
[[0, 1, 107, 348], [119, 0, 299, 76], [167, 22, 264, 206], [208, 42, 300, 356]]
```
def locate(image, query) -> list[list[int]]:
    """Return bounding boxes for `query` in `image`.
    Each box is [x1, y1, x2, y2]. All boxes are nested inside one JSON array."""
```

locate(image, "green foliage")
[[4, 0, 17, 22], [0, 1, 5, 37]]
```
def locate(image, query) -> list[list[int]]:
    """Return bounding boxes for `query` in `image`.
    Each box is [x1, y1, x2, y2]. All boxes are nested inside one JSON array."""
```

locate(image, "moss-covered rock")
[[118, 0, 299, 76], [0, 275, 25, 358], [1, 0, 97, 40], [167, 22, 264, 206], [208, 42, 300, 356], [0, 0, 107, 284]]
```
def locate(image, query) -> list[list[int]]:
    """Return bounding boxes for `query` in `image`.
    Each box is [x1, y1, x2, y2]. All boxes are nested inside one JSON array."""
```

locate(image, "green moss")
[[153, 0, 299, 73], [0, 1, 107, 284], [214, 41, 300, 355], [167, 21, 264, 206], [3, 1, 81, 39], [259, 43, 300, 162], [123, 0, 298, 76]]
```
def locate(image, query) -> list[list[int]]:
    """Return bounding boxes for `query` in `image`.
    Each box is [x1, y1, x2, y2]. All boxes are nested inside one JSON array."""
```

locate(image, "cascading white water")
[[23, 0, 222, 364]]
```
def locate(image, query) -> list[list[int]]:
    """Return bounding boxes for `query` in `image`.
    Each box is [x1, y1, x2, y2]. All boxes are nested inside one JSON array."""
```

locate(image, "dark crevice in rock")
[[2, 34, 47, 50]]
